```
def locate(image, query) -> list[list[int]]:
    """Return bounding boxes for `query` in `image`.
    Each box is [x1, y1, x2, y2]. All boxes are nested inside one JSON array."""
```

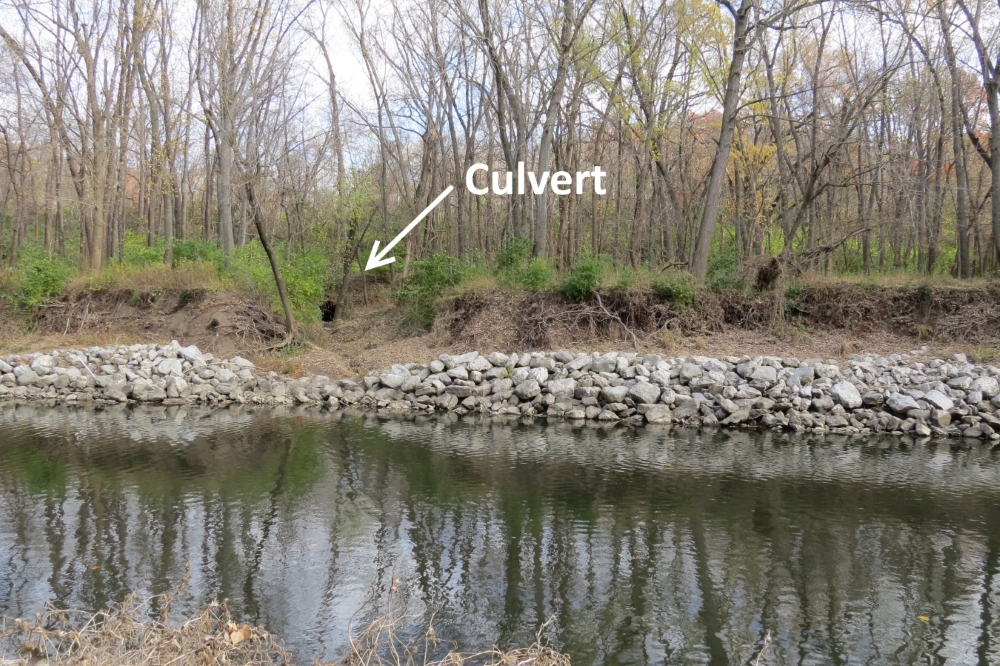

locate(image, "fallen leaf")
[[918, 615, 930, 622], [230, 624, 252, 645]]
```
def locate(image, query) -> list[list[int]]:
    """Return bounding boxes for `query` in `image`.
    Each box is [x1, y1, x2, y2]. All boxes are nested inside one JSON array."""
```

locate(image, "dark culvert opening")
[[321, 300, 338, 322]]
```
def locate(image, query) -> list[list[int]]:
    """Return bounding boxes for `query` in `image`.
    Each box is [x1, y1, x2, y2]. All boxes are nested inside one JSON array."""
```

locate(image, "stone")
[[717, 398, 740, 415], [156, 358, 183, 377], [830, 381, 863, 409], [529, 356, 556, 371], [447, 365, 470, 380], [444, 351, 480, 369], [528, 367, 549, 385], [791, 367, 815, 384], [436, 393, 459, 410], [600, 385, 629, 404], [178, 345, 205, 365], [467, 356, 493, 372], [886, 393, 920, 413], [671, 398, 700, 420], [929, 409, 951, 427], [546, 378, 577, 396], [947, 375, 973, 390], [514, 379, 541, 400], [627, 381, 661, 405], [429, 360, 446, 373], [16, 370, 38, 386], [30, 355, 55, 373], [924, 389, 954, 412], [597, 408, 619, 421], [446, 385, 475, 398], [862, 391, 885, 407], [132, 384, 167, 402], [231, 356, 255, 368], [591, 353, 618, 373], [644, 405, 672, 424], [721, 409, 750, 424], [379, 373, 406, 389], [487, 352, 510, 367], [971, 376, 1000, 398], [679, 363, 703, 382], [750, 366, 777, 384]]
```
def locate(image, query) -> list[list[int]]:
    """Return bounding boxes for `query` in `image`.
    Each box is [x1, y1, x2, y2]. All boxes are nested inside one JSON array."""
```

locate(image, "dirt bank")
[[2, 280, 999, 380]]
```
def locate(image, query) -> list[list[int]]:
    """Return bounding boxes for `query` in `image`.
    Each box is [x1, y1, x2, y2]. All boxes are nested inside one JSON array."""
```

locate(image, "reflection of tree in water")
[[1, 407, 1000, 664]]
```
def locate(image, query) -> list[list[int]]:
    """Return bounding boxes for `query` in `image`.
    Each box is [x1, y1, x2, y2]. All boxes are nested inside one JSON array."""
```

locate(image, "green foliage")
[[493, 236, 552, 292], [784, 283, 805, 299], [495, 236, 534, 271], [651, 271, 696, 308], [171, 238, 226, 269], [706, 245, 742, 292], [121, 232, 167, 266], [514, 258, 553, 292], [8, 246, 74, 309], [559, 256, 607, 302], [231, 241, 330, 324], [393, 253, 466, 328]]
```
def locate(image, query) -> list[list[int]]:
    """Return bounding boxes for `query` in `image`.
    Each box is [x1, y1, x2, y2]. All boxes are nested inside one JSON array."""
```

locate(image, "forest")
[[0, 0, 999, 328]]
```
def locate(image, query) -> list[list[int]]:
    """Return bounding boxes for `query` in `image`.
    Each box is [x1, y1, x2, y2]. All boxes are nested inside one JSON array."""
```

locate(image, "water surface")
[[1, 403, 999, 664]]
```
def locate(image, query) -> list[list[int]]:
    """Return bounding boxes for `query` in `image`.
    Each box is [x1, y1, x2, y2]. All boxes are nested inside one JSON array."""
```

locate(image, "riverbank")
[[2, 342, 999, 441]]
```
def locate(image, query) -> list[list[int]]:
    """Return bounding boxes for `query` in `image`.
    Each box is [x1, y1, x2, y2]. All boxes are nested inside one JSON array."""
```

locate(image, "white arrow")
[[365, 185, 455, 271]]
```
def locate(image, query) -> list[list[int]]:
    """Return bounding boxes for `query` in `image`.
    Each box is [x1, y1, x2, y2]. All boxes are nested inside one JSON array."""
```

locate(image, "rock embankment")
[[2, 343, 1000, 441]]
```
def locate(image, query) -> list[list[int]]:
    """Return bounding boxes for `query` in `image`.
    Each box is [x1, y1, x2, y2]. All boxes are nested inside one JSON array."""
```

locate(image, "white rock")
[[528, 367, 549, 385], [546, 378, 577, 396], [487, 352, 510, 367], [628, 381, 662, 405], [751, 366, 777, 384], [971, 376, 1000, 398], [886, 393, 919, 413], [924, 389, 954, 411], [830, 381, 862, 409], [178, 345, 205, 365]]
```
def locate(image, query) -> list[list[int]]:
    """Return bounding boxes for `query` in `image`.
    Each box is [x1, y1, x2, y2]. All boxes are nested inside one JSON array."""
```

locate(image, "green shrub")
[[784, 283, 805, 299], [651, 271, 696, 308], [516, 258, 553, 292], [121, 232, 167, 266], [14, 254, 73, 309], [231, 241, 329, 324], [393, 253, 466, 328], [495, 236, 534, 271], [706, 246, 742, 292], [171, 238, 226, 269], [559, 257, 606, 302]]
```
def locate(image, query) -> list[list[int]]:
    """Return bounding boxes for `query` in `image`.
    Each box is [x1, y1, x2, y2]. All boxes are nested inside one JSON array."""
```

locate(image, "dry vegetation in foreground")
[[1, 586, 570, 666]]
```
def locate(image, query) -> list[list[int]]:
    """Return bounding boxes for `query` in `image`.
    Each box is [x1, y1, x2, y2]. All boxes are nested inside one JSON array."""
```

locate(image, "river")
[[1, 403, 999, 664]]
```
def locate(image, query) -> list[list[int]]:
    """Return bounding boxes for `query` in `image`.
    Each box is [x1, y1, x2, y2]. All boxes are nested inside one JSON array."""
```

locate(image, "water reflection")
[[1, 402, 999, 664]]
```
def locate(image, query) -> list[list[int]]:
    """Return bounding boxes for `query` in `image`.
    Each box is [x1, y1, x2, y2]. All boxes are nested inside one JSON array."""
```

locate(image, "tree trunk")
[[246, 180, 296, 339], [691, 0, 754, 279]]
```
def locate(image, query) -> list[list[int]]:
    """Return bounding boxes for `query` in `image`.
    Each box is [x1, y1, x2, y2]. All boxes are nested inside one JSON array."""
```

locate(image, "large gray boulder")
[[830, 381, 862, 409], [600, 385, 629, 404], [627, 381, 662, 405], [514, 379, 541, 400]]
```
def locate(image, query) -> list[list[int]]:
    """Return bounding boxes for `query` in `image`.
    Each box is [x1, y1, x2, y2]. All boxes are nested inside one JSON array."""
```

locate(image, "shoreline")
[[2, 342, 999, 441]]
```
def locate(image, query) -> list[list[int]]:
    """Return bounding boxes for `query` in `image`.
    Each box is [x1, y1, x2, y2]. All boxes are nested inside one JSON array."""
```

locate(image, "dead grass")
[[1, 586, 571, 666], [65, 261, 225, 298], [1, 585, 294, 666]]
